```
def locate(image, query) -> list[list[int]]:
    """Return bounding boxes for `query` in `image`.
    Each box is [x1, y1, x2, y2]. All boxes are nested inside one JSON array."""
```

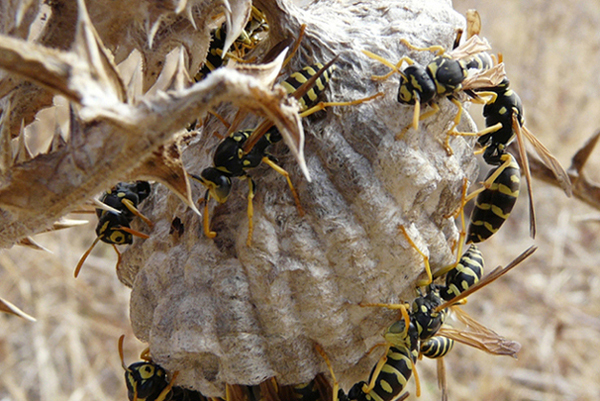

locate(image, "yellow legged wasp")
[[452, 69, 572, 241], [190, 60, 336, 246], [195, 6, 269, 81], [74, 181, 153, 278], [192, 59, 381, 246], [361, 243, 536, 400], [362, 11, 506, 151], [118, 335, 207, 401]]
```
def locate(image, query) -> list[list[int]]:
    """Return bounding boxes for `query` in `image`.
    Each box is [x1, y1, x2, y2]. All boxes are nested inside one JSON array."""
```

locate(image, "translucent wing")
[[461, 62, 506, 91], [513, 113, 537, 239], [448, 35, 491, 60], [439, 307, 521, 358], [521, 124, 573, 197]]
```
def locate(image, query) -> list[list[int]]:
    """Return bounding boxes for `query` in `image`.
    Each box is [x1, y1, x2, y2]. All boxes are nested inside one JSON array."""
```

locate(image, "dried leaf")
[[222, 0, 253, 62], [128, 137, 202, 216]]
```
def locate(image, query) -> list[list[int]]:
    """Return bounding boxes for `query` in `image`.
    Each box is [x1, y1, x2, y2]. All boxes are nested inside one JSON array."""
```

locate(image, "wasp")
[[190, 61, 335, 246], [118, 336, 208, 401], [315, 343, 412, 401], [437, 244, 484, 301], [195, 6, 269, 81], [451, 73, 572, 242], [361, 244, 536, 400], [362, 11, 506, 152], [74, 181, 153, 278], [192, 60, 381, 245], [118, 335, 178, 401]]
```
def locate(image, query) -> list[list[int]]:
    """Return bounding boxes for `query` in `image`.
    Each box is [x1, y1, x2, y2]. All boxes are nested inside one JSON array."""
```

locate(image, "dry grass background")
[[2, 0, 600, 400]]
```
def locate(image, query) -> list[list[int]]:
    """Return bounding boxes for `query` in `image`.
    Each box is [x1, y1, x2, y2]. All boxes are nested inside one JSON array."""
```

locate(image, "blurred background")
[[2, 0, 600, 400]]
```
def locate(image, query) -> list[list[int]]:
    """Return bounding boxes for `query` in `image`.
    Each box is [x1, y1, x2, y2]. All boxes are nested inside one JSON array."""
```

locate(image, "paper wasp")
[[118, 335, 210, 401], [192, 58, 381, 245], [195, 6, 269, 81], [74, 181, 153, 278], [362, 10, 506, 151], [360, 242, 536, 400]]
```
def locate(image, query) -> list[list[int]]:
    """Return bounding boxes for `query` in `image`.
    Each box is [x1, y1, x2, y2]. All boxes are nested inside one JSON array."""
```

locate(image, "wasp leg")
[[361, 50, 415, 80], [314, 344, 341, 401], [139, 347, 152, 361], [203, 192, 218, 240], [442, 98, 465, 155], [282, 24, 306, 68], [112, 244, 123, 273], [246, 177, 256, 247], [360, 301, 411, 338], [261, 157, 305, 217], [298, 92, 384, 118], [448, 121, 503, 141], [155, 371, 179, 401], [395, 95, 422, 141], [399, 225, 432, 287], [400, 38, 446, 56], [469, 90, 498, 105]]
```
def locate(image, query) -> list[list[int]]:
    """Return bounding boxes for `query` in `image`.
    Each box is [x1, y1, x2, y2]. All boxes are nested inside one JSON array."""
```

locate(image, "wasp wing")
[[513, 114, 537, 239], [461, 62, 506, 91], [448, 35, 491, 60], [521, 124, 573, 197], [440, 307, 521, 358], [435, 246, 537, 313]]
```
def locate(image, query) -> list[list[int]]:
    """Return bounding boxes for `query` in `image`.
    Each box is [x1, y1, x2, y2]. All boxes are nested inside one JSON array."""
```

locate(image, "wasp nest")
[[119, 0, 478, 396], [0, 0, 478, 396]]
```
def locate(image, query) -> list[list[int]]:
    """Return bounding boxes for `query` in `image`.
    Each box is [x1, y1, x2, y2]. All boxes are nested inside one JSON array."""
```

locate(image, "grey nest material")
[[119, 0, 479, 396]]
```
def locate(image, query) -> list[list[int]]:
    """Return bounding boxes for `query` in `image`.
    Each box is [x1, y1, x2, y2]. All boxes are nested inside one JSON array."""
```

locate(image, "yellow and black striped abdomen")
[[195, 27, 226, 81], [441, 244, 484, 301], [281, 63, 336, 112], [467, 154, 520, 243], [364, 346, 414, 401], [420, 336, 454, 359]]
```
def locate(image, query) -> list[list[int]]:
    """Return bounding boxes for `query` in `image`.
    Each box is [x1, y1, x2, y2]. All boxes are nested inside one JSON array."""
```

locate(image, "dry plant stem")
[[121, 0, 480, 395], [515, 130, 600, 212], [0, 0, 302, 248]]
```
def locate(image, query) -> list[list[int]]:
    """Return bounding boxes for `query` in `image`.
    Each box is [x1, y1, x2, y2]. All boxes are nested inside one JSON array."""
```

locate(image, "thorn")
[[75, 0, 126, 101], [126, 56, 143, 102], [175, 0, 188, 14], [128, 141, 202, 216], [17, 236, 52, 253], [15, 0, 35, 28], [165, 46, 192, 92], [50, 218, 89, 231], [92, 198, 122, 215], [176, 0, 197, 30], [221, 0, 250, 61], [14, 119, 33, 164], [147, 16, 164, 50], [0, 297, 36, 322], [48, 118, 67, 153]]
